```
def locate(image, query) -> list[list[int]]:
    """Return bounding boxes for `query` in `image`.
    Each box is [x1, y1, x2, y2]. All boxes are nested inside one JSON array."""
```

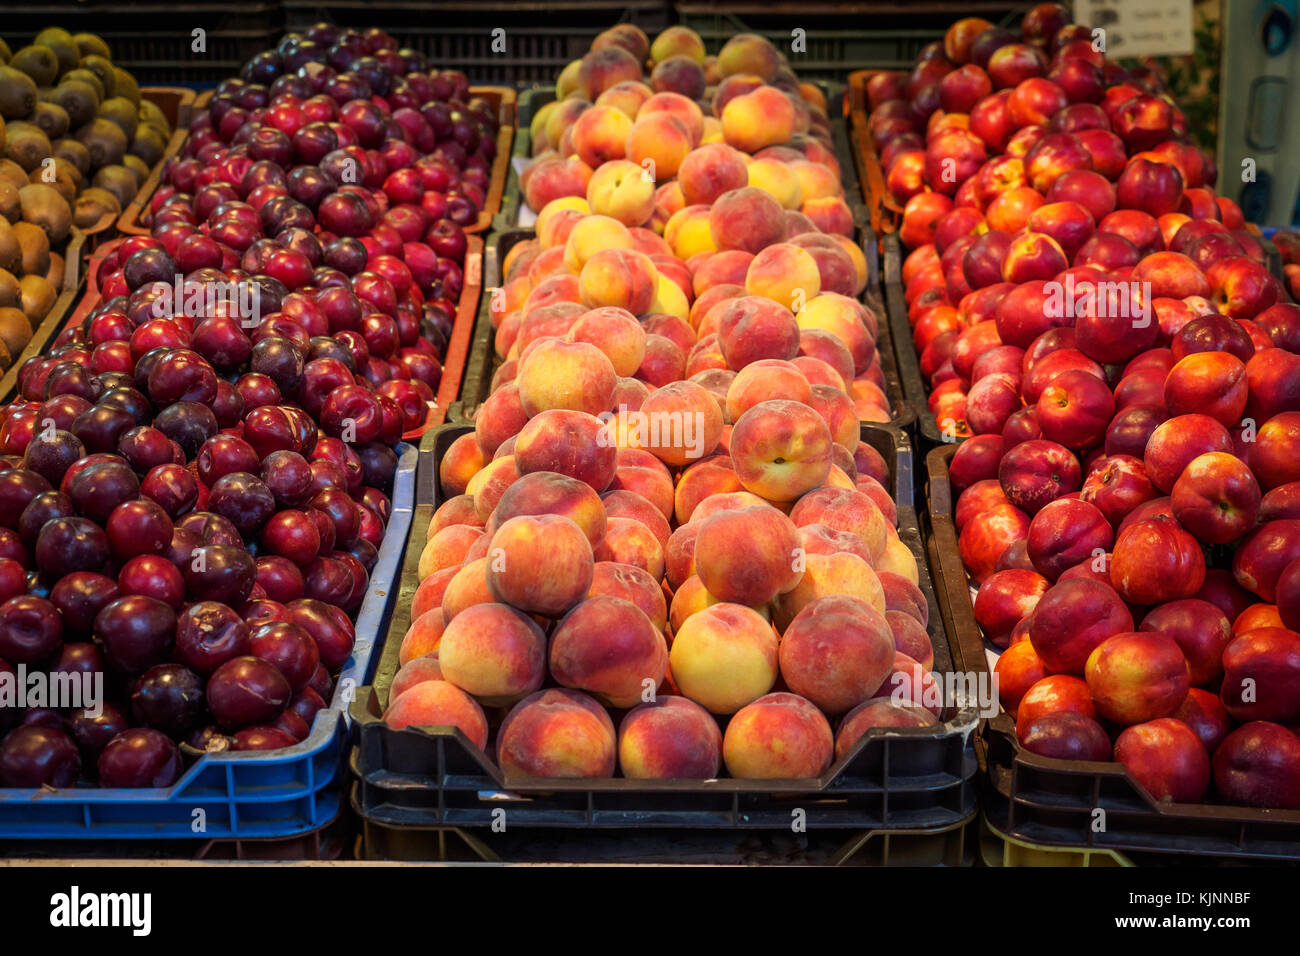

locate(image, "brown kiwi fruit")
[[76, 117, 127, 168], [51, 138, 91, 177], [138, 99, 170, 134], [0, 305, 32, 356], [18, 183, 72, 244], [0, 181, 16, 221], [18, 274, 55, 324], [0, 217, 19, 273], [29, 157, 82, 204], [73, 34, 112, 61], [30, 101, 70, 140], [0, 337, 12, 372], [78, 56, 116, 98], [50, 80, 99, 129], [60, 68, 103, 102], [128, 124, 167, 167], [4, 123, 51, 173], [122, 154, 149, 184], [0, 160, 25, 190], [0, 66, 38, 120], [12, 221, 50, 277], [0, 269, 17, 307], [91, 165, 136, 206], [46, 250, 64, 287], [113, 68, 140, 107], [0, 39, 11, 65], [74, 187, 121, 229], [9, 47, 59, 88], [34, 28, 80, 77], [98, 96, 139, 141]]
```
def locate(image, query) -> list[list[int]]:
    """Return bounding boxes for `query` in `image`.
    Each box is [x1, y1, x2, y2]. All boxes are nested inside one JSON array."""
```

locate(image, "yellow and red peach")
[[488, 470, 607, 546], [383, 680, 489, 749], [651, 25, 706, 65], [779, 595, 896, 714], [593, 515, 666, 579], [668, 602, 779, 713], [418, 524, 485, 579], [694, 504, 803, 605], [497, 688, 617, 778], [775, 551, 886, 628], [486, 513, 594, 616], [791, 486, 888, 563], [618, 695, 722, 778], [562, 214, 633, 273], [635, 380, 726, 467], [637, 91, 705, 145], [570, 104, 633, 168], [524, 156, 594, 213], [588, 561, 668, 632], [550, 595, 669, 708], [730, 399, 834, 501], [709, 187, 788, 255], [725, 358, 812, 422], [399, 608, 445, 667], [515, 338, 618, 417], [744, 242, 822, 312], [577, 46, 643, 101], [439, 601, 547, 705], [723, 691, 833, 779], [587, 159, 657, 226], [717, 33, 781, 82], [577, 247, 659, 315], [625, 111, 694, 181], [565, 306, 647, 377]]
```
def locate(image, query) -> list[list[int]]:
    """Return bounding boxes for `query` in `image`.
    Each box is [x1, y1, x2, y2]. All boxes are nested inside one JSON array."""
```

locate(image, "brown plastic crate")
[[465, 87, 517, 235], [923, 442, 1300, 861]]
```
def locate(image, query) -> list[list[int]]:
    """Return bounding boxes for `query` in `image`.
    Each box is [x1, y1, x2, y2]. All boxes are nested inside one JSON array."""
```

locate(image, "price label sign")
[[1074, 0, 1195, 57]]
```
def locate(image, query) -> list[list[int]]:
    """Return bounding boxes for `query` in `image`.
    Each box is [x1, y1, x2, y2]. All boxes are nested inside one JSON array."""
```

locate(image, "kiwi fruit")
[[138, 98, 169, 133], [74, 186, 121, 229], [0, 66, 38, 120], [0, 337, 11, 372], [0, 181, 16, 221], [29, 157, 82, 204], [34, 28, 80, 77], [61, 68, 103, 101], [46, 250, 63, 288], [122, 154, 149, 183], [113, 68, 139, 107], [78, 55, 115, 98], [0, 217, 19, 273], [128, 124, 166, 167], [0, 39, 11, 65], [18, 183, 72, 243], [10, 47, 59, 88], [76, 117, 127, 168], [98, 96, 138, 141], [0, 269, 17, 307], [12, 221, 50, 277], [4, 123, 52, 173], [51, 80, 99, 129], [51, 138, 90, 177], [18, 274, 55, 323], [73, 34, 112, 61], [30, 101, 69, 140], [0, 160, 25, 190], [91, 165, 135, 206], [0, 305, 33, 355]]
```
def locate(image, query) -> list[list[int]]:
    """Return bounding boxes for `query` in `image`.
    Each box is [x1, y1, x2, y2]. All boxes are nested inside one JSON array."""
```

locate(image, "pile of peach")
[[884, 5, 1300, 809]]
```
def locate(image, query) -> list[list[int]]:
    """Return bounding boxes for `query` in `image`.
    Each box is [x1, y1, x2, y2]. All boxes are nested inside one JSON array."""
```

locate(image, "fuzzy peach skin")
[[440, 556, 494, 621], [722, 86, 796, 153], [438, 432, 488, 496], [549, 595, 669, 708], [593, 515, 667, 580], [497, 688, 617, 779], [834, 699, 937, 760], [668, 602, 778, 714], [512, 409, 618, 492], [484, 513, 594, 617], [578, 247, 660, 315], [488, 470, 607, 547], [438, 602, 547, 706], [618, 695, 722, 778], [515, 339, 618, 417], [722, 691, 834, 779], [563, 215, 633, 273], [587, 159, 657, 226], [745, 242, 822, 312], [730, 399, 834, 501], [382, 680, 489, 749], [418, 524, 485, 578], [588, 560, 668, 631], [790, 486, 889, 563], [626, 111, 695, 181], [631, 380, 726, 467], [693, 504, 803, 605], [778, 595, 896, 715], [775, 551, 887, 629], [398, 608, 446, 666]]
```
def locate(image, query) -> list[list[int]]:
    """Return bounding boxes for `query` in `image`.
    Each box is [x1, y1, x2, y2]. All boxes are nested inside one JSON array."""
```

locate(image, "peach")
[[550, 595, 669, 708], [809, 385, 859, 450], [799, 523, 873, 565], [412, 567, 457, 622], [602, 490, 671, 549], [485, 514, 594, 616], [383, 680, 489, 748], [790, 486, 888, 563], [515, 338, 618, 417], [431, 495, 487, 536], [607, 449, 675, 516], [791, 159, 841, 202], [489, 470, 607, 547], [803, 196, 856, 237], [577, 248, 658, 316], [651, 25, 706, 65], [747, 157, 803, 209], [390, 656, 446, 700], [571, 104, 633, 168], [625, 111, 693, 181], [694, 504, 803, 605], [418, 524, 485, 579], [628, 380, 724, 468], [788, 233, 859, 298], [717, 33, 780, 82], [637, 91, 704, 145], [723, 692, 833, 779], [497, 688, 617, 779], [887, 610, 934, 670], [648, 272, 691, 322], [664, 524, 702, 589], [678, 143, 749, 206], [669, 602, 779, 713], [831, 235, 870, 295], [589, 561, 668, 632], [716, 296, 801, 370], [835, 699, 938, 759], [618, 695, 722, 778], [562, 215, 633, 273], [398, 608, 446, 667], [742, 242, 822, 313], [593, 515, 666, 580], [564, 306, 646, 377], [577, 46, 642, 100], [587, 159, 656, 227], [438, 432, 488, 497], [664, 205, 718, 259], [669, 574, 726, 633], [709, 187, 788, 255], [731, 399, 834, 501], [775, 551, 886, 628], [689, 491, 771, 523], [692, 250, 754, 297], [512, 409, 618, 492], [474, 383, 529, 457], [524, 156, 594, 213], [438, 602, 547, 706], [875, 652, 944, 717], [593, 24, 650, 63], [466, 456, 519, 522], [674, 456, 744, 523], [633, 333, 688, 387], [651, 55, 707, 100], [780, 595, 896, 714], [796, 293, 877, 374], [596, 79, 654, 119]]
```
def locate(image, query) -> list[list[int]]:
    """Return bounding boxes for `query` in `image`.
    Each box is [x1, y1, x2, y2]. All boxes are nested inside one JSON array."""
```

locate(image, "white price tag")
[[1074, 0, 1195, 57]]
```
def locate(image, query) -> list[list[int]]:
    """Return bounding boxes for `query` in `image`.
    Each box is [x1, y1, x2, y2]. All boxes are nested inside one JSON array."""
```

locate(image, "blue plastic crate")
[[0, 443, 416, 840]]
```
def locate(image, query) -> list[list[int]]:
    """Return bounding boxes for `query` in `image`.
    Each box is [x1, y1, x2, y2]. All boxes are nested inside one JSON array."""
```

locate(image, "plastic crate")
[[0, 229, 86, 405], [2, 4, 279, 86], [979, 813, 1132, 867], [115, 88, 202, 237], [923, 442, 1300, 862], [0, 446, 415, 841], [465, 88, 518, 235], [347, 419, 976, 833], [846, 70, 905, 237]]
